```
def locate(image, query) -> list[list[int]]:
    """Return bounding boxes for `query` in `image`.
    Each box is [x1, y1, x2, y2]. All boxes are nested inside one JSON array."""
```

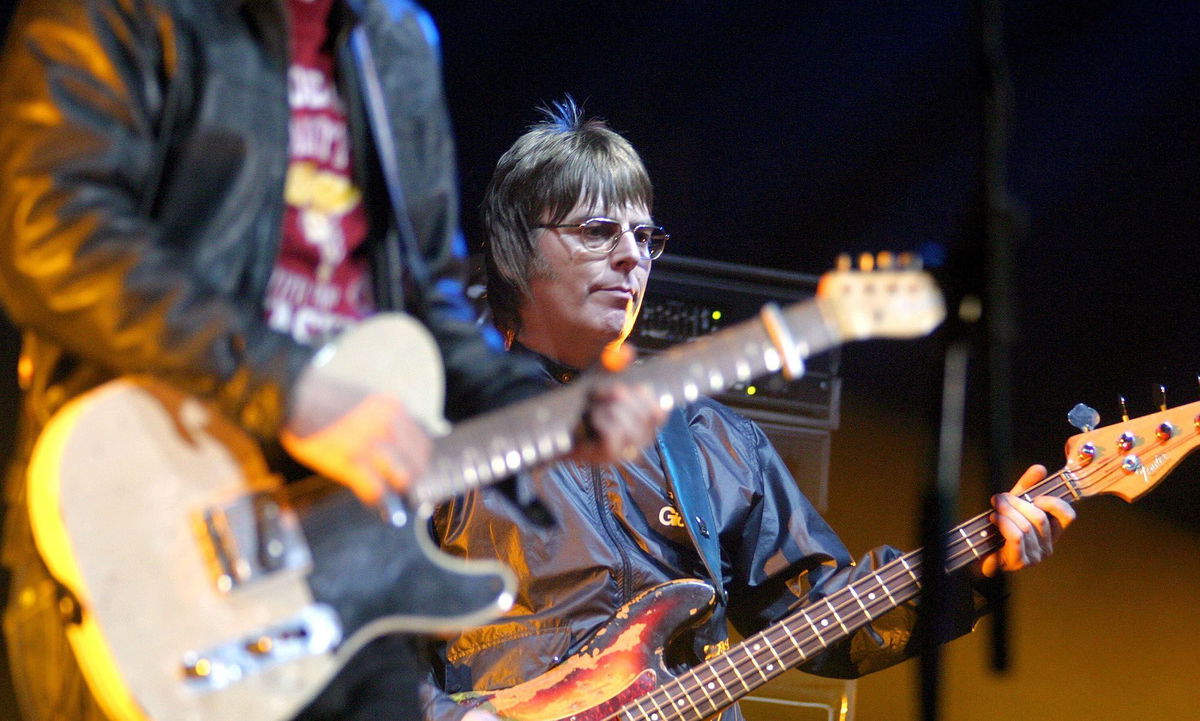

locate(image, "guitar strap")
[[345, 0, 435, 308], [655, 407, 727, 605]]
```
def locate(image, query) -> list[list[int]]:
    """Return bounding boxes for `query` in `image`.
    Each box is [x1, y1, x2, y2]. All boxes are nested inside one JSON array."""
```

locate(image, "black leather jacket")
[[0, 2, 543, 719], [0, 0, 543, 456], [423, 352, 984, 721]]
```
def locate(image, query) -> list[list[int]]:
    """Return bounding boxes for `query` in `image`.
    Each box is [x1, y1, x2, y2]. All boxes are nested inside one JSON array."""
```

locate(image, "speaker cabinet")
[[740, 676, 856, 721], [629, 254, 840, 511]]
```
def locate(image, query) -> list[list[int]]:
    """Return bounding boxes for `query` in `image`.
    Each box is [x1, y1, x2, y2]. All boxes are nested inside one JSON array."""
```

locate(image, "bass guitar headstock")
[[1062, 399, 1200, 503]]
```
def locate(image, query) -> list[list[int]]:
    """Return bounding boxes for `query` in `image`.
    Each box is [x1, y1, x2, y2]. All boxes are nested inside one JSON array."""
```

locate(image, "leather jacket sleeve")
[[359, 0, 545, 421], [419, 247, 546, 422], [0, 0, 545, 439], [0, 1, 311, 439], [418, 670, 472, 721]]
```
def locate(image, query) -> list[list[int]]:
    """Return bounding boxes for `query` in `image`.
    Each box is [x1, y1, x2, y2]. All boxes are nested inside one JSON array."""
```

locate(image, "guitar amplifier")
[[741, 678, 857, 721], [628, 254, 841, 512], [630, 254, 840, 429]]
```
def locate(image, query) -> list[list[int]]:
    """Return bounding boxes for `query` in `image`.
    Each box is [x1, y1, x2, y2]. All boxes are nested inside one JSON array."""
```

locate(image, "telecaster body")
[[27, 316, 514, 721]]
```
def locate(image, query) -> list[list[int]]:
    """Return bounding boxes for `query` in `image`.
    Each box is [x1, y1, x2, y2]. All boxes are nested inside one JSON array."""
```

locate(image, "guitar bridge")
[[180, 603, 341, 690], [197, 491, 311, 592]]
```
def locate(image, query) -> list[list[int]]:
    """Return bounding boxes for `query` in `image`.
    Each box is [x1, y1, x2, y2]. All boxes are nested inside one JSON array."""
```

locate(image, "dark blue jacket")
[[424, 351, 984, 721]]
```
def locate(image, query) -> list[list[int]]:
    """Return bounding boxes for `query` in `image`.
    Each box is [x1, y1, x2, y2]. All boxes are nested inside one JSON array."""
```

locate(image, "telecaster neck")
[[408, 301, 837, 508]]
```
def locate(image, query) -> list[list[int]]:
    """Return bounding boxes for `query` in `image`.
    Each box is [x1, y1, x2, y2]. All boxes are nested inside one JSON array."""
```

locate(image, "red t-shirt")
[[265, 0, 375, 346]]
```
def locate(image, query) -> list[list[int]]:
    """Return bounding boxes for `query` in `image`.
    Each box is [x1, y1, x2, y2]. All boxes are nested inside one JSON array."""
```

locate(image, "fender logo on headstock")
[[1063, 398, 1200, 504], [1142, 453, 1171, 480]]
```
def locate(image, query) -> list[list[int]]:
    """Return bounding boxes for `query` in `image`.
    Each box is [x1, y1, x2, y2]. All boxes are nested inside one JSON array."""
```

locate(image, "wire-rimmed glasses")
[[535, 217, 668, 259]]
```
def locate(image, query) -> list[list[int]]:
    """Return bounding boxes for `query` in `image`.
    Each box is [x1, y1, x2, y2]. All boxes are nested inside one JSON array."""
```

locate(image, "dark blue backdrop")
[[424, 0, 1200, 528]]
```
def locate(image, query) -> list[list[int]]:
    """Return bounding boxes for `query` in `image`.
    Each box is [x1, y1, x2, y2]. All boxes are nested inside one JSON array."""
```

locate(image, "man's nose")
[[609, 228, 644, 265]]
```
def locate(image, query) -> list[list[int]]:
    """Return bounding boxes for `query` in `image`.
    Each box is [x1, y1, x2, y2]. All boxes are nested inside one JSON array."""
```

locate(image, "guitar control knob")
[[245, 636, 274, 656], [1116, 431, 1136, 452], [182, 657, 213, 679], [1156, 422, 1175, 442], [1076, 442, 1097, 466], [1121, 454, 1142, 473]]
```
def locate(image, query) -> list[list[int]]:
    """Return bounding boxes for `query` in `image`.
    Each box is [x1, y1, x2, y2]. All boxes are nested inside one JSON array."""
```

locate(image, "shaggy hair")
[[482, 97, 653, 341]]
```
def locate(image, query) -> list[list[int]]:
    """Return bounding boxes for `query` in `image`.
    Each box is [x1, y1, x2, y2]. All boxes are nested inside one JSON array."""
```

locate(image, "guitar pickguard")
[[453, 581, 716, 721]]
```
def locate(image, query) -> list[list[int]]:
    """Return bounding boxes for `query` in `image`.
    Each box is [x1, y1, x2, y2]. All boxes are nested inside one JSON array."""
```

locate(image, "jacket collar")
[[510, 342, 581, 385]]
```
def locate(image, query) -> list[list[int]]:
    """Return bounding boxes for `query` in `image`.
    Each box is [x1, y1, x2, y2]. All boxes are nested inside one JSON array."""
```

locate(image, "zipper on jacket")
[[589, 466, 634, 604]]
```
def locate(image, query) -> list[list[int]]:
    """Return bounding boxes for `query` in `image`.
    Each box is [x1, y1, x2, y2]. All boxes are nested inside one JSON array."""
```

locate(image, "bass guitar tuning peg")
[[1067, 403, 1100, 432]]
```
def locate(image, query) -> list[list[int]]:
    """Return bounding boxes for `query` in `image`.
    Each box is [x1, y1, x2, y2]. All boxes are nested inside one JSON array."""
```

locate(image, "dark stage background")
[[418, 7, 1200, 716], [419, 5, 1200, 711], [423, 0, 1200, 531], [0, 2, 1197, 720]]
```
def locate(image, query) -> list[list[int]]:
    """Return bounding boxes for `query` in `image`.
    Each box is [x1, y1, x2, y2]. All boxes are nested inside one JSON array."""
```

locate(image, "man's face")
[[518, 197, 652, 368]]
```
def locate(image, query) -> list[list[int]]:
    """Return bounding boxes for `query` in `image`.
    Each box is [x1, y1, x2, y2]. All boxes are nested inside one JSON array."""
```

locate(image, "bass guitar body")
[[453, 580, 718, 721], [455, 396, 1200, 721]]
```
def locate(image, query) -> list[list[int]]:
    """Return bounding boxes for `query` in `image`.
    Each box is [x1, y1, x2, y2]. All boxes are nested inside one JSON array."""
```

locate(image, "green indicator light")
[[711, 310, 722, 321]]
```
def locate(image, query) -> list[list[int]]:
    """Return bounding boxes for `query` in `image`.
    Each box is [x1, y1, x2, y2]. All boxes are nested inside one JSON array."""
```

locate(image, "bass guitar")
[[453, 399, 1199, 720], [27, 262, 943, 721]]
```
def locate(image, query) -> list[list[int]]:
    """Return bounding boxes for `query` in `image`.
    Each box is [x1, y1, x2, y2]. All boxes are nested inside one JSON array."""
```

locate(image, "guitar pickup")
[[197, 491, 311, 592]]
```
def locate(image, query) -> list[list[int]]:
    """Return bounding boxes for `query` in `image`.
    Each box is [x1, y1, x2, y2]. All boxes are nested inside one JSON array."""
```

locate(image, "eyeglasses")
[[535, 217, 668, 260]]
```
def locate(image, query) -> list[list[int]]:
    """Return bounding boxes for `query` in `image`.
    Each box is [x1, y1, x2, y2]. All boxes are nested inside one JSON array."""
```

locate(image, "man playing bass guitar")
[[420, 99, 1075, 721]]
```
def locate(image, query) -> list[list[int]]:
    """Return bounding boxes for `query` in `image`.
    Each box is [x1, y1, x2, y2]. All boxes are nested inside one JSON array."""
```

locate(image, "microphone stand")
[[918, 0, 1021, 718], [975, 0, 1022, 679]]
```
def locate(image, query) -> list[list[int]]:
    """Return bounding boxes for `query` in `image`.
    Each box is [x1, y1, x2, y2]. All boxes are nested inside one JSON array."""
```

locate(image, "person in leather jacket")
[[420, 100, 1076, 721], [0, 4, 661, 720]]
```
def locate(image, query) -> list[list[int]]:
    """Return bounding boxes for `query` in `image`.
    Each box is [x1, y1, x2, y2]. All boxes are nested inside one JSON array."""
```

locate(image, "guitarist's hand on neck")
[[569, 375, 666, 466], [281, 356, 433, 506], [975, 463, 1077, 579]]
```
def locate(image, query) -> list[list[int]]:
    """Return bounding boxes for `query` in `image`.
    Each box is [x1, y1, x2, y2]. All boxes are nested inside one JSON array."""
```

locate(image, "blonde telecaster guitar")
[[27, 262, 944, 721]]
